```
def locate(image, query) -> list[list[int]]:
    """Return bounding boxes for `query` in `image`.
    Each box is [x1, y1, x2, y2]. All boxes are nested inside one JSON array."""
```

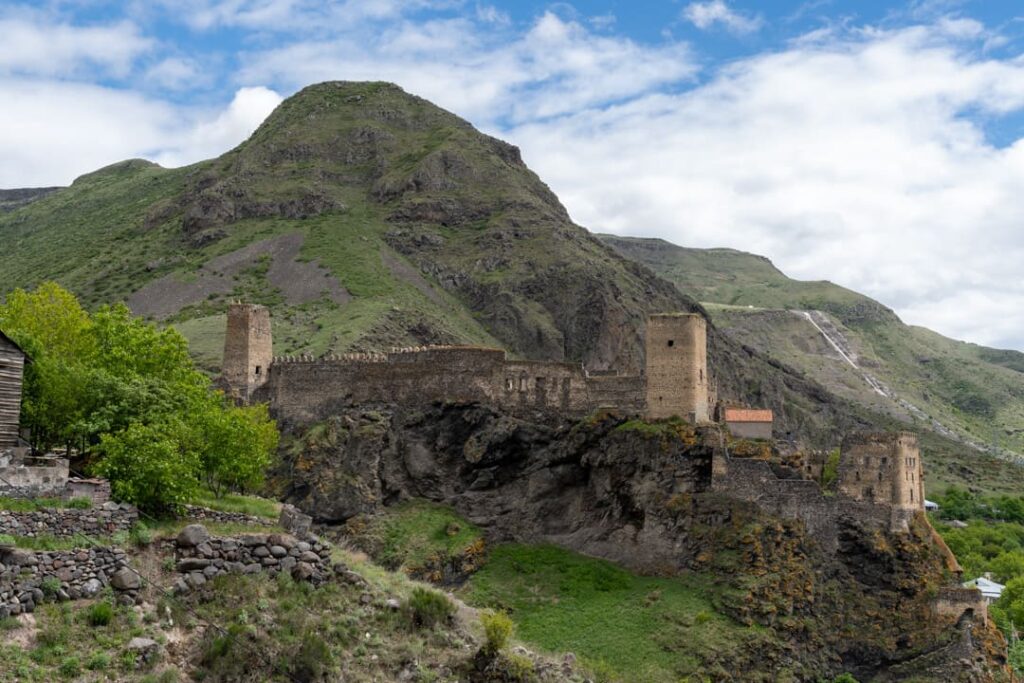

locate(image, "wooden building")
[[0, 331, 27, 449]]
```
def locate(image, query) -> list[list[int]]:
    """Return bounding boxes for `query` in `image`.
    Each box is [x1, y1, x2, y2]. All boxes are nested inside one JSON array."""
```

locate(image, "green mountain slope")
[[602, 235, 1024, 478]]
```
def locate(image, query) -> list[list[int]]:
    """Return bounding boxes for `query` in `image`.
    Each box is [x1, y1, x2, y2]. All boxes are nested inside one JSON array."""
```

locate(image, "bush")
[[481, 610, 514, 654], [504, 652, 536, 682], [67, 497, 92, 509], [131, 522, 153, 548], [40, 576, 62, 599], [405, 587, 456, 630], [59, 656, 81, 678], [86, 652, 111, 670], [86, 601, 114, 627], [291, 629, 332, 681]]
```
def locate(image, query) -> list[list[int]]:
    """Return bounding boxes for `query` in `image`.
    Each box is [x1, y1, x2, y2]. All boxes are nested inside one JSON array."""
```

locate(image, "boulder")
[[177, 524, 210, 548], [81, 578, 103, 597], [279, 504, 313, 537], [110, 567, 142, 591]]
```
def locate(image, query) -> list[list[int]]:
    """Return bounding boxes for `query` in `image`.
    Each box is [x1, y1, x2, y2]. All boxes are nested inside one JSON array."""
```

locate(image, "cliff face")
[[273, 403, 1010, 682]]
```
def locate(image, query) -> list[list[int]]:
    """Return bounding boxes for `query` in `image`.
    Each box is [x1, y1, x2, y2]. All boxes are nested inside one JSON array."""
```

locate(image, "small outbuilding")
[[0, 331, 27, 449], [964, 576, 1005, 604], [924, 499, 939, 512], [724, 407, 774, 440]]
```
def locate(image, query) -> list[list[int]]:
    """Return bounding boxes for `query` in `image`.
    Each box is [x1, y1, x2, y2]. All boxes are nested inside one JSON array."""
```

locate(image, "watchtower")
[[222, 303, 273, 401], [837, 431, 924, 518], [644, 313, 710, 422]]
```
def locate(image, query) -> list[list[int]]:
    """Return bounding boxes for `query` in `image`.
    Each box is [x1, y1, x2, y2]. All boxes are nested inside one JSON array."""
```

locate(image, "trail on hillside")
[[795, 310, 1022, 464]]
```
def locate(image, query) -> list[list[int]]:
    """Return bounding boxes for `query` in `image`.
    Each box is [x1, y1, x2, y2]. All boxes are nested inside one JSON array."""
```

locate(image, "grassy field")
[[460, 543, 774, 683]]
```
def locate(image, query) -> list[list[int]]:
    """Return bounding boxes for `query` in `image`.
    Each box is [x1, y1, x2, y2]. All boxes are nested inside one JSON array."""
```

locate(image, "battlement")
[[224, 306, 711, 424]]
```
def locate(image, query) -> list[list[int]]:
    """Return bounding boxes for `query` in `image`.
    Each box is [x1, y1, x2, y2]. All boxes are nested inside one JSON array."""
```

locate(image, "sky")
[[3, 1, 1024, 351]]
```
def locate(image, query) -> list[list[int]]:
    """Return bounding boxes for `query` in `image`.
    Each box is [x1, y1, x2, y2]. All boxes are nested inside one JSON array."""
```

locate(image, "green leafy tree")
[[94, 422, 200, 514], [200, 402, 279, 497]]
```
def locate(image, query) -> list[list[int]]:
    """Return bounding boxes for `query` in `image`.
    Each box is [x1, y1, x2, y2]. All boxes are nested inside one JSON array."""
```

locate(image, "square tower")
[[837, 431, 924, 512], [644, 313, 710, 422], [222, 303, 273, 401]]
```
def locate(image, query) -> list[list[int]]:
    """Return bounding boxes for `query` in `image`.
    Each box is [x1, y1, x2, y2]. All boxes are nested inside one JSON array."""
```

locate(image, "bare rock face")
[[275, 403, 1010, 682]]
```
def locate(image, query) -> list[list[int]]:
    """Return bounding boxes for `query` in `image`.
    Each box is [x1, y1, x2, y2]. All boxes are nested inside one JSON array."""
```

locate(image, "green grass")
[[363, 500, 484, 572], [0, 497, 91, 512], [192, 488, 281, 519], [460, 544, 773, 683]]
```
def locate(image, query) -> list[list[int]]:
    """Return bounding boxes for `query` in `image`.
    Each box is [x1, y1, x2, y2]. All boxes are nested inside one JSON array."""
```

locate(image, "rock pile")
[[0, 502, 137, 538], [170, 524, 332, 593], [0, 545, 139, 616]]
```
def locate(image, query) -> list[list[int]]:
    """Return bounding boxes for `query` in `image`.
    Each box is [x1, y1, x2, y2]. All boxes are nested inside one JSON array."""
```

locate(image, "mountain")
[[2, 80, 1021, 493], [601, 235, 1024, 479], [0, 187, 62, 213]]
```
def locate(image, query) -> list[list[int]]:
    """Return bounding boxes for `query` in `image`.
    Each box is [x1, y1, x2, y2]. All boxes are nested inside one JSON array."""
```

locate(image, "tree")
[[94, 422, 200, 514], [200, 402, 279, 497]]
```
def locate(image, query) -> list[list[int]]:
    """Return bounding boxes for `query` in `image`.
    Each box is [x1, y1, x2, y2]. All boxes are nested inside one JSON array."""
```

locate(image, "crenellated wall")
[[257, 345, 648, 425]]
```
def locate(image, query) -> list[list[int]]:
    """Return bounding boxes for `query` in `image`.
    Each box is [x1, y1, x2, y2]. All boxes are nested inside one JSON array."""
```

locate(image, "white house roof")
[[924, 499, 939, 510], [964, 577, 1005, 600]]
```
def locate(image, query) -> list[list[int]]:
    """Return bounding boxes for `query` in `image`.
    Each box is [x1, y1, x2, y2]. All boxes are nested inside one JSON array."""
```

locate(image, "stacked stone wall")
[[585, 374, 645, 414], [934, 586, 988, 626], [0, 503, 137, 538], [644, 314, 709, 422], [0, 545, 137, 617], [168, 524, 332, 594]]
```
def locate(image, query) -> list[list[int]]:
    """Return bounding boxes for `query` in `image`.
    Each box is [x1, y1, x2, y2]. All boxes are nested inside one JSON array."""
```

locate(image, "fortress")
[[221, 304, 934, 534], [222, 303, 713, 426]]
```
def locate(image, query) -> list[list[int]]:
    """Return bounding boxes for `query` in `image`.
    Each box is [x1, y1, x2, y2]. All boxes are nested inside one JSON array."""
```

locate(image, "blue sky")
[[3, 0, 1024, 350]]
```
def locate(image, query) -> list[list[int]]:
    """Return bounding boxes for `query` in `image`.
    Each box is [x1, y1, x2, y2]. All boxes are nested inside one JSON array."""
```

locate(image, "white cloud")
[[0, 16, 152, 78], [0, 81, 280, 187], [683, 1, 763, 35], [145, 57, 207, 90], [506, 22, 1024, 349], [237, 12, 697, 125]]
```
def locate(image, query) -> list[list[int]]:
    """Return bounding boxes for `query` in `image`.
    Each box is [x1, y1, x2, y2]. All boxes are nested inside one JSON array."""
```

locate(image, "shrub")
[[40, 576, 62, 599], [406, 587, 456, 630], [86, 652, 111, 670], [59, 656, 81, 678], [504, 652, 537, 682], [131, 522, 154, 548], [481, 610, 514, 654], [291, 629, 332, 680], [86, 601, 114, 626]]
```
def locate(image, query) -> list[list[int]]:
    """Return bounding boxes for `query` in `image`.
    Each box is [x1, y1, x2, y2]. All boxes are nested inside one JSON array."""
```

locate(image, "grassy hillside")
[[602, 235, 1024, 490]]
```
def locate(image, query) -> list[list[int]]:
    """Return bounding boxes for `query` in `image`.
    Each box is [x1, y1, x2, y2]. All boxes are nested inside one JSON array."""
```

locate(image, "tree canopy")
[[0, 283, 278, 513]]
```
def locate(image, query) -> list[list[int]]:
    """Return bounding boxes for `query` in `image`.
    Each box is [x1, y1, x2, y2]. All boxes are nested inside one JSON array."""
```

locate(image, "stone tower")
[[222, 303, 272, 401], [644, 313, 710, 422], [837, 432, 925, 531]]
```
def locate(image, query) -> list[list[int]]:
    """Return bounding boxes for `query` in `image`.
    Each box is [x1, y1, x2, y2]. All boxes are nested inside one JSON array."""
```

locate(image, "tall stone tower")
[[222, 303, 272, 401], [644, 313, 710, 422], [836, 432, 925, 531]]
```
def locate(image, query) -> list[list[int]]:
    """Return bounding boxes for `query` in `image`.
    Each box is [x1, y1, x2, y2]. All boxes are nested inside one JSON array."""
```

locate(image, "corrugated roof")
[[724, 408, 774, 423]]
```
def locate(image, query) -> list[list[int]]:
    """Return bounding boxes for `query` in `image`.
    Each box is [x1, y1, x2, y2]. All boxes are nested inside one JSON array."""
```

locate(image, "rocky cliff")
[[273, 403, 1011, 682]]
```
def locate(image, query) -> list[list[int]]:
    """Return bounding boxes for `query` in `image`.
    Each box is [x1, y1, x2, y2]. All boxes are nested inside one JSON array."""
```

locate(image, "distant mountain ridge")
[[601, 234, 1024, 472]]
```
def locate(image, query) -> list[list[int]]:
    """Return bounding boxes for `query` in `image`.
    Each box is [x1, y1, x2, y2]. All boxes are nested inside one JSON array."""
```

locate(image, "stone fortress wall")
[[240, 305, 693, 425]]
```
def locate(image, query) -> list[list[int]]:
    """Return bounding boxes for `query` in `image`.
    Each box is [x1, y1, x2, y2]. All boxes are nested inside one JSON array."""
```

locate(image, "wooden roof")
[[724, 408, 774, 423], [0, 330, 27, 358]]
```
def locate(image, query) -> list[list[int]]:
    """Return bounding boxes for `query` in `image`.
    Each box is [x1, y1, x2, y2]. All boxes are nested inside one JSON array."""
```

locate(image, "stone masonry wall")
[[0, 545, 138, 617], [223, 303, 273, 401], [258, 346, 651, 426], [0, 458, 69, 498], [0, 503, 137, 538], [168, 524, 332, 594], [837, 432, 924, 515], [180, 505, 274, 526]]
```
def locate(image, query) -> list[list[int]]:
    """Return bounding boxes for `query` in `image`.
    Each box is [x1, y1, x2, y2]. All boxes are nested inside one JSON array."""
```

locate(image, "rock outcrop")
[[274, 403, 1010, 682]]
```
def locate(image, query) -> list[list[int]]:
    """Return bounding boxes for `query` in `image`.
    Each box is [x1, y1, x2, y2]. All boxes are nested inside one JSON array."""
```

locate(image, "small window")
[[506, 378, 514, 390], [667, 340, 675, 347], [255, 365, 262, 376]]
